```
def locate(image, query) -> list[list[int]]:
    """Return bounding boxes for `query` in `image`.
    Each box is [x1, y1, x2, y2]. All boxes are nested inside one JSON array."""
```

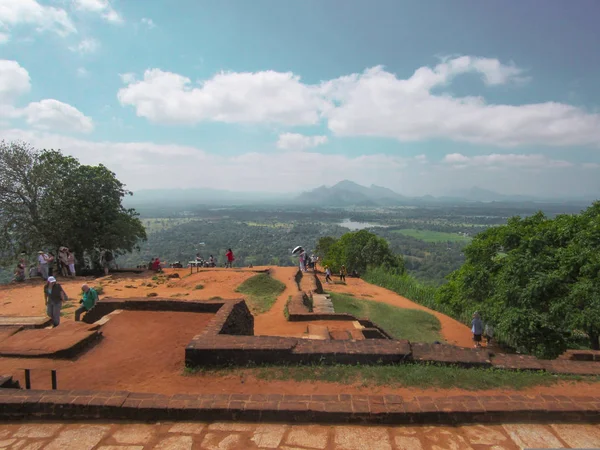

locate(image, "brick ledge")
[[0, 388, 599, 424]]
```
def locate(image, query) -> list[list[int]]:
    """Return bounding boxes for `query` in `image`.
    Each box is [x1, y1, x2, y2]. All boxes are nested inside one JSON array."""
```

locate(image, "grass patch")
[[185, 363, 598, 391], [235, 273, 286, 314], [363, 267, 472, 325], [392, 228, 471, 243], [284, 295, 291, 320], [329, 291, 442, 342], [194, 284, 204, 290]]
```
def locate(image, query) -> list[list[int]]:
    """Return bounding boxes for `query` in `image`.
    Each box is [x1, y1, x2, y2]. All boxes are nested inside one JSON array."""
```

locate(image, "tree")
[[315, 236, 337, 260], [437, 204, 600, 357], [321, 229, 404, 274], [0, 141, 146, 270]]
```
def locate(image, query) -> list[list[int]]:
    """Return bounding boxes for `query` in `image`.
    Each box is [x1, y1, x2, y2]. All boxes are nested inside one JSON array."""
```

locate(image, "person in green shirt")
[[75, 284, 99, 321]]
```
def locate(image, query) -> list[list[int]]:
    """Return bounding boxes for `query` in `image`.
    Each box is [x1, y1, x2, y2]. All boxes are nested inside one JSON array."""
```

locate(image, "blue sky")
[[1, 0, 599, 196]]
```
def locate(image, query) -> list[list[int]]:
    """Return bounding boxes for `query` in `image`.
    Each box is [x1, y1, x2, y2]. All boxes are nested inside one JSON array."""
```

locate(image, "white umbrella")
[[292, 246, 303, 255]]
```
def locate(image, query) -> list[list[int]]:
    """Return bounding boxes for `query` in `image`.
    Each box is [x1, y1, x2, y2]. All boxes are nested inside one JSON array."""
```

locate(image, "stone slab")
[[0, 316, 51, 329]]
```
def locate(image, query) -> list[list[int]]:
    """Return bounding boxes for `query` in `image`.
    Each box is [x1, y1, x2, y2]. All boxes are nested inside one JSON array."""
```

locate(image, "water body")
[[338, 219, 387, 231]]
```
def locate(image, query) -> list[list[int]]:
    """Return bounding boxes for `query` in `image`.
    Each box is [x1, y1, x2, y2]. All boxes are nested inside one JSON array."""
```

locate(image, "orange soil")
[[0, 268, 262, 321], [1, 309, 598, 399], [1, 267, 596, 400], [318, 273, 473, 347]]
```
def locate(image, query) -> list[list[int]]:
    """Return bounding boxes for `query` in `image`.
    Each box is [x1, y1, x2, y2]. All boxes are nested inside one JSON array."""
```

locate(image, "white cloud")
[[116, 56, 600, 148], [322, 61, 600, 147], [72, 0, 122, 24], [0, 59, 31, 103], [0, 0, 76, 39], [69, 38, 100, 54], [0, 59, 93, 133], [117, 69, 326, 126], [140, 17, 155, 28], [276, 133, 328, 151], [0, 32, 9, 44], [443, 153, 572, 169], [76, 67, 88, 77], [23, 99, 94, 133], [2, 128, 599, 198]]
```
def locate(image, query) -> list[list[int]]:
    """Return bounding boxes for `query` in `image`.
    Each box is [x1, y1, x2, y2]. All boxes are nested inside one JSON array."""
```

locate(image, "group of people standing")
[[13, 247, 76, 282], [298, 250, 318, 272], [470, 312, 494, 348]]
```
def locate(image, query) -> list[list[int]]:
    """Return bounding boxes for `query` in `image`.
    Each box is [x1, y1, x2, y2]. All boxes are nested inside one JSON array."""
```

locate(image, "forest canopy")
[[437, 203, 600, 357]]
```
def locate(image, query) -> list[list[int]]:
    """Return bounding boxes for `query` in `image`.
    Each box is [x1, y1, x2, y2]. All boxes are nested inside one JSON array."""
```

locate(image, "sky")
[[1, 0, 600, 197]]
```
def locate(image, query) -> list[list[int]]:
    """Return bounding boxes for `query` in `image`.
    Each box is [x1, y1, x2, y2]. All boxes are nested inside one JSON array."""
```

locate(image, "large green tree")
[[437, 204, 600, 357], [0, 141, 146, 270], [319, 230, 404, 274]]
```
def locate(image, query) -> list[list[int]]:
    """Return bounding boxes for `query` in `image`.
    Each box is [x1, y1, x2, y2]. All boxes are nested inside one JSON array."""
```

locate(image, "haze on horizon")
[[1, 1, 599, 198]]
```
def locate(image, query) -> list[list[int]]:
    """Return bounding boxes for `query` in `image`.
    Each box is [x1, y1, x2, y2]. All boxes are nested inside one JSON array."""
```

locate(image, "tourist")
[[13, 260, 26, 282], [471, 312, 483, 348], [151, 257, 162, 272], [47, 252, 56, 277], [225, 249, 235, 268], [58, 247, 69, 277], [209, 255, 215, 267], [484, 323, 494, 346], [100, 249, 114, 276], [75, 284, 99, 321], [299, 250, 306, 272], [43, 276, 68, 327], [29, 264, 38, 278], [67, 249, 76, 277], [340, 265, 347, 282], [324, 265, 332, 284], [38, 251, 50, 280]]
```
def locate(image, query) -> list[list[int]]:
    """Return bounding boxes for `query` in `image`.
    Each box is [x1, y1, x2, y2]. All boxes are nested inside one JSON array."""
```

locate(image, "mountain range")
[[126, 181, 596, 208]]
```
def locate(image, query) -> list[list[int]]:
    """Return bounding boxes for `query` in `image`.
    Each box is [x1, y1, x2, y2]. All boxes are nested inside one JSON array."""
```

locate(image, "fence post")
[[24, 369, 31, 389]]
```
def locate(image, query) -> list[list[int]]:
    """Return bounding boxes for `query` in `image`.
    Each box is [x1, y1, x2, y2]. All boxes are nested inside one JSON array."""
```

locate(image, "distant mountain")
[[295, 180, 404, 206]]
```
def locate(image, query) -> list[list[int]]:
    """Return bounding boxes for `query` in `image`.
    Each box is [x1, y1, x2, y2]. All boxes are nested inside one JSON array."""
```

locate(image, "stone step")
[[306, 324, 330, 340], [0, 316, 51, 329], [312, 294, 334, 314]]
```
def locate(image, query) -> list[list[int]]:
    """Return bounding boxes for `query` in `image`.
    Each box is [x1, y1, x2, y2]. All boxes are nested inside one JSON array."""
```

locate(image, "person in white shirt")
[[38, 251, 49, 280]]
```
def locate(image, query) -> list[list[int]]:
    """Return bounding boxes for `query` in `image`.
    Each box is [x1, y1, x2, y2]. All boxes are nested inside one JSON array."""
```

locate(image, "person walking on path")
[[43, 276, 68, 327], [471, 312, 483, 348], [75, 284, 99, 321], [225, 249, 235, 268], [324, 265, 332, 284], [38, 251, 50, 280], [340, 265, 347, 282]]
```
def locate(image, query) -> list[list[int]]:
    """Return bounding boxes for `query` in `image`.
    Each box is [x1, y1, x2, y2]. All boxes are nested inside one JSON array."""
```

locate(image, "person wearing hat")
[[43, 276, 68, 327]]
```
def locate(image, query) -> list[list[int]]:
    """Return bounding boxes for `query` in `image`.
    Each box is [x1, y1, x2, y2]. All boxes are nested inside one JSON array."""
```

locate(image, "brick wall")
[[1, 387, 599, 424]]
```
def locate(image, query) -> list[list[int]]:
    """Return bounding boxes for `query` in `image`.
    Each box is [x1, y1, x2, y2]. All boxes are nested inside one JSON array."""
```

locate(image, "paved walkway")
[[0, 421, 599, 449]]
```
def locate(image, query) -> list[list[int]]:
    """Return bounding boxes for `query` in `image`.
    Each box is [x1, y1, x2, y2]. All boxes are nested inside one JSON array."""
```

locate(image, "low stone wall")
[[0, 387, 599, 424], [82, 297, 226, 324]]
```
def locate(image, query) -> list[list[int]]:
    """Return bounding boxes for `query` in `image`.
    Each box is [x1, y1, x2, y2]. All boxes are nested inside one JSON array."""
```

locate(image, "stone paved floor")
[[0, 421, 599, 449]]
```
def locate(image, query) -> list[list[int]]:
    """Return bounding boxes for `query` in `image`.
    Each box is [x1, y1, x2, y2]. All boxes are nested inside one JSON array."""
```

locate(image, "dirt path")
[[253, 267, 309, 337], [319, 274, 473, 347]]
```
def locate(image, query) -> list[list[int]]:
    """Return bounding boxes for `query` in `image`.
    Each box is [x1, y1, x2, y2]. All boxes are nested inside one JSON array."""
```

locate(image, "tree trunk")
[[590, 330, 600, 351]]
